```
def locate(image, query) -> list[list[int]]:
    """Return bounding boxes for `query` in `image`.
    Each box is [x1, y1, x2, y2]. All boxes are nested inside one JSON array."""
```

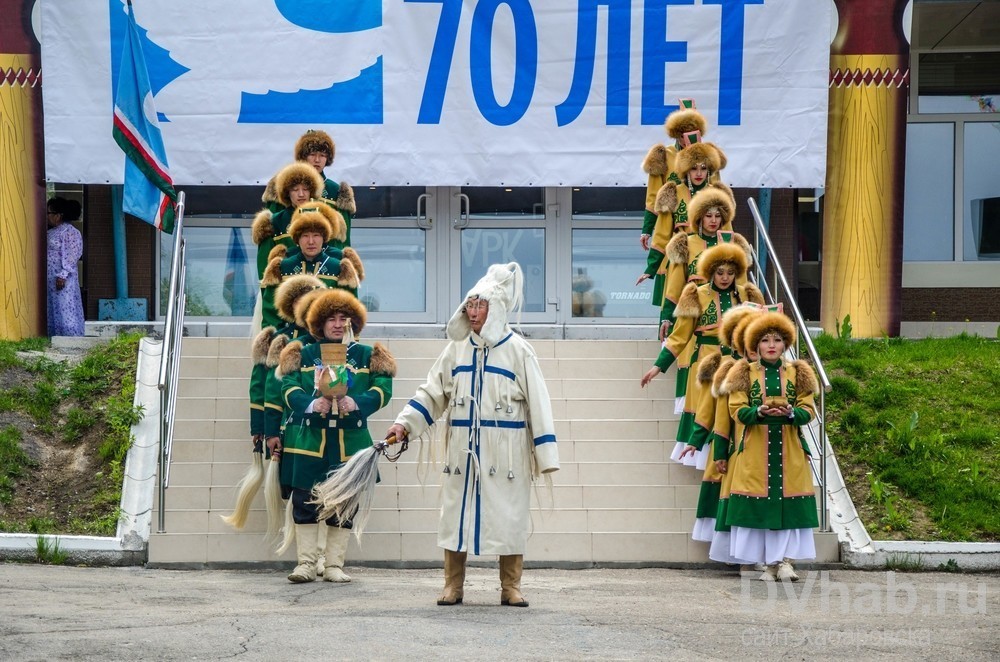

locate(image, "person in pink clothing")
[[46, 197, 85, 336]]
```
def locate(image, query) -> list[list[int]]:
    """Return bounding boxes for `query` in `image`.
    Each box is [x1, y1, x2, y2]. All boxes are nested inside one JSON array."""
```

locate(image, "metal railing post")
[[157, 191, 186, 534]]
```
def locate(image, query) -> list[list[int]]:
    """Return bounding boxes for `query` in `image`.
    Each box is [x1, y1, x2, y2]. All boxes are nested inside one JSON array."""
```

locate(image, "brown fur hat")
[[252, 326, 275, 365], [336, 182, 356, 216], [289, 206, 334, 244], [674, 142, 725, 181], [654, 182, 679, 215], [342, 247, 365, 282], [720, 304, 764, 348], [665, 107, 708, 141], [744, 311, 797, 354], [294, 129, 335, 164], [687, 184, 735, 232], [306, 288, 367, 338], [251, 209, 274, 245], [696, 243, 749, 282], [275, 162, 323, 207], [711, 355, 736, 398], [370, 342, 397, 377], [642, 144, 670, 177], [730, 311, 759, 357], [278, 340, 303, 379], [293, 287, 326, 329], [275, 274, 324, 324]]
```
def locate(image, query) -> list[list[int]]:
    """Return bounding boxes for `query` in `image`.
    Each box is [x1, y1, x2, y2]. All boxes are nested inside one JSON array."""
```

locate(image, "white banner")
[[41, 0, 831, 188]]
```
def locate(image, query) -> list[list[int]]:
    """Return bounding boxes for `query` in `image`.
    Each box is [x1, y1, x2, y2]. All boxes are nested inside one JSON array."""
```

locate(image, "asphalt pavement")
[[1, 564, 998, 661]]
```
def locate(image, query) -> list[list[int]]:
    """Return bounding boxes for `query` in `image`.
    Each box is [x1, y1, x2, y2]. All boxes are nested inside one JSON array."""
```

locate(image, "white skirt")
[[691, 517, 717, 543], [669, 442, 709, 468], [673, 395, 686, 416], [708, 530, 739, 564], [729, 527, 816, 566]]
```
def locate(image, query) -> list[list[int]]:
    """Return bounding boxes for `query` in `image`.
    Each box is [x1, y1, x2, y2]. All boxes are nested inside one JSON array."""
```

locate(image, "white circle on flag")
[[143, 91, 160, 127]]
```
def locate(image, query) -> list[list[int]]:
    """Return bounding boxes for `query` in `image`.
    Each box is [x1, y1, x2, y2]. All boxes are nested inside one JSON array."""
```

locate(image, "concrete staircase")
[[148, 337, 840, 566]]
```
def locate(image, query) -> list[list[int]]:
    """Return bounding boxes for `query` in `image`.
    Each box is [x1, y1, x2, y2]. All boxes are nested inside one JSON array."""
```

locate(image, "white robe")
[[395, 329, 559, 556]]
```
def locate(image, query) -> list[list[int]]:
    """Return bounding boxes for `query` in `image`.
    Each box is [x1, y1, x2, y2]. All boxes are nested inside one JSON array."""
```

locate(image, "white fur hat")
[[446, 262, 525, 345]]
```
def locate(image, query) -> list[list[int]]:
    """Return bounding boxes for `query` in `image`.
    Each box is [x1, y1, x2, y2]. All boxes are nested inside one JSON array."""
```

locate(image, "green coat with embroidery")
[[725, 359, 818, 530], [280, 340, 393, 492]]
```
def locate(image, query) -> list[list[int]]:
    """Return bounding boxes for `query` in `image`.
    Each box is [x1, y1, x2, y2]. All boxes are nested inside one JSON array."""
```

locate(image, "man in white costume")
[[386, 262, 559, 607]]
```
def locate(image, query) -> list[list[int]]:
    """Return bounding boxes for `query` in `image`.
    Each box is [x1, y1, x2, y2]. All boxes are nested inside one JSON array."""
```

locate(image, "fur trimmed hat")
[[664, 107, 708, 141], [719, 304, 764, 349], [674, 142, 726, 182], [446, 262, 524, 345], [275, 162, 324, 207], [275, 274, 324, 324], [744, 311, 797, 354], [306, 288, 367, 339], [730, 312, 758, 357], [295, 204, 347, 244], [696, 243, 749, 282], [289, 207, 333, 244], [293, 287, 326, 329], [294, 129, 335, 164], [687, 184, 735, 232]]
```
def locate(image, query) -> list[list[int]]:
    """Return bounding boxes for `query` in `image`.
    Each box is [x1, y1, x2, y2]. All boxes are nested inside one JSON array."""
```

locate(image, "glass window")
[[571, 187, 645, 220], [903, 123, 954, 261], [160, 225, 257, 317], [353, 186, 424, 219], [571, 229, 653, 318], [460, 187, 544, 219], [351, 228, 427, 312], [459, 228, 545, 312], [963, 122, 1000, 260]]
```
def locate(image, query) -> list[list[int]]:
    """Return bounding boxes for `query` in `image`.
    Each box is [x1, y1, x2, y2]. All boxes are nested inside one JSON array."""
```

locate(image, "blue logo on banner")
[[108, 0, 383, 125]]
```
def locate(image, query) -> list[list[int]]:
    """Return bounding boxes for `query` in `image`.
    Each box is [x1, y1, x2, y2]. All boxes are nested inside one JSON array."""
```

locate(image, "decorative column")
[[822, 0, 909, 337], [0, 0, 45, 339]]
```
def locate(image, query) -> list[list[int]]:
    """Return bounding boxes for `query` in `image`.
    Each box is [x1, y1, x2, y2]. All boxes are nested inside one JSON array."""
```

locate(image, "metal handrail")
[[157, 191, 187, 533], [747, 197, 833, 532]]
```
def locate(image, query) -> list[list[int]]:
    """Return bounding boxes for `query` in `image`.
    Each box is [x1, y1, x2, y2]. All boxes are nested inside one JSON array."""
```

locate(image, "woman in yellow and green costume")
[[721, 311, 820, 582], [276, 289, 395, 584], [638, 139, 728, 333], [640, 243, 763, 468], [685, 303, 764, 545]]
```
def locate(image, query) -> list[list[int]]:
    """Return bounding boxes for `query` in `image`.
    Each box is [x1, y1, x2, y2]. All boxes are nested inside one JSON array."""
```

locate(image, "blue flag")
[[112, 2, 177, 233]]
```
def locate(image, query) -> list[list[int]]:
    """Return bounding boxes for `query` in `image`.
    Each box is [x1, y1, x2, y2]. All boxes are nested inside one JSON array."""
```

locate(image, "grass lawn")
[[814, 332, 1000, 542]]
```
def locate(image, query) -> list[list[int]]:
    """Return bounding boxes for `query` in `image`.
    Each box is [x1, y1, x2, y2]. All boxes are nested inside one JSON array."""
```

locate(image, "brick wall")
[[83, 185, 156, 320]]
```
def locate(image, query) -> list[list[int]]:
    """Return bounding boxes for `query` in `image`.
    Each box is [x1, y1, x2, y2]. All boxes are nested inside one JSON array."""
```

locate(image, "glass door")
[[350, 186, 441, 323], [445, 186, 559, 323]]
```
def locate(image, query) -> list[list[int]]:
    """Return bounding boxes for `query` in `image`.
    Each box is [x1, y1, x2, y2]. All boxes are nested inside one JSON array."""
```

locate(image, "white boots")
[[287, 523, 320, 583], [287, 523, 351, 583], [322, 527, 352, 583]]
